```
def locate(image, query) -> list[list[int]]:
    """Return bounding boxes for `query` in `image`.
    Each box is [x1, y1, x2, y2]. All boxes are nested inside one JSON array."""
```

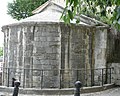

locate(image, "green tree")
[[7, 0, 48, 20], [62, 0, 120, 29], [0, 47, 3, 56]]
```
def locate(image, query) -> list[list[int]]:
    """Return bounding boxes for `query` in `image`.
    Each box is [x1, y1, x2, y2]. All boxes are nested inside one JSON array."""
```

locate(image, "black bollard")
[[74, 81, 82, 96], [12, 78, 16, 87], [13, 80, 20, 96]]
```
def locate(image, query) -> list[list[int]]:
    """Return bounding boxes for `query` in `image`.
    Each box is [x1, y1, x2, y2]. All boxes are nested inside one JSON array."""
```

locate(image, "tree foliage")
[[7, 0, 48, 20], [63, 0, 120, 29], [0, 47, 3, 56]]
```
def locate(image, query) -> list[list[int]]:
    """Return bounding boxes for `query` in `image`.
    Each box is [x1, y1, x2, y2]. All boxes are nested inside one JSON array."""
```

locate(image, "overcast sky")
[[0, 0, 16, 47]]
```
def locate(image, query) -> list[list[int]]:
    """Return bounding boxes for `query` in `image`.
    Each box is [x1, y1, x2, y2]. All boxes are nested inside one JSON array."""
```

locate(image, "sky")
[[0, 0, 16, 47]]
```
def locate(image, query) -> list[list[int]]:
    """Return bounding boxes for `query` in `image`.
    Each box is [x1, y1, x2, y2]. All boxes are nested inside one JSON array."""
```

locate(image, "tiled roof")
[[4, 0, 108, 26]]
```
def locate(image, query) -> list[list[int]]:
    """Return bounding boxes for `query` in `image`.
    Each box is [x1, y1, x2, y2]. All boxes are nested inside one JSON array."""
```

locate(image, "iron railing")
[[1, 67, 114, 89]]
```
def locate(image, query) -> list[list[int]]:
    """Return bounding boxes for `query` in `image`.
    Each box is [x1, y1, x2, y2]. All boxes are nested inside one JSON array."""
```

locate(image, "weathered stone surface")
[[111, 63, 120, 85], [2, 22, 112, 88], [95, 28, 107, 69]]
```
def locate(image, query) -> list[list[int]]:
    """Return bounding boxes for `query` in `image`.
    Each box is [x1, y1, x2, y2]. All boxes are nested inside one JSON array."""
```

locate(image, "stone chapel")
[[2, 0, 115, 88]]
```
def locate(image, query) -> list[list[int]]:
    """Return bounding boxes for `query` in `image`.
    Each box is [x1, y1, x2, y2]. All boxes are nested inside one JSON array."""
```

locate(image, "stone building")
[[0, 57, 3, 85], [2, 0, 113, 88]]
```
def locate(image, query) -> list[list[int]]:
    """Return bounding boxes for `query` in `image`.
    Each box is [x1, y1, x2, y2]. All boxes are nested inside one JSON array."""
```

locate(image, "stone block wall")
[[111, 63, 120, 85], [2, 23, 61, 88], [3, 26, 20, 86], [0, 73, 2, 85], [94, 27, 108, 69], [32, 24, 61, 88], [2, 22, 109, 88], [60, 24, 96, 87]]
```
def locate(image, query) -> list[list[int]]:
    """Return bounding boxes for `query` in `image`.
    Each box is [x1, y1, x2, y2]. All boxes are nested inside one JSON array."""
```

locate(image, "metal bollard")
[[13, 80, 20, 96], [12, 78, 16, 87], [74, 81, 82, 96]]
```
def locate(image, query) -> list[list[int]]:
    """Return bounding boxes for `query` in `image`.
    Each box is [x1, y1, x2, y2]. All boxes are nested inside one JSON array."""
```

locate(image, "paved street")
[[81, 87, 120, 96], [0, 87, 120, 96]]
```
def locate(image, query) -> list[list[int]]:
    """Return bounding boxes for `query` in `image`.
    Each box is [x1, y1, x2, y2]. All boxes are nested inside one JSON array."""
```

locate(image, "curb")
[[0, 84, 115, 95]]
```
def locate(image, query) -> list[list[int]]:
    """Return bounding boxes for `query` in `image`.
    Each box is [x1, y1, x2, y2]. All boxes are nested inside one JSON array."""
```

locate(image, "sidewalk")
[[81, 87, 120, 96], [0, 87, 120, 96]]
